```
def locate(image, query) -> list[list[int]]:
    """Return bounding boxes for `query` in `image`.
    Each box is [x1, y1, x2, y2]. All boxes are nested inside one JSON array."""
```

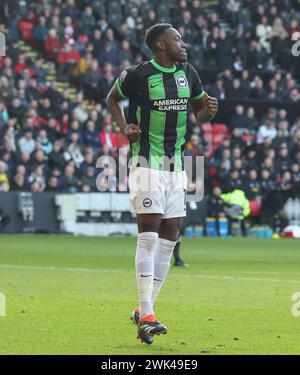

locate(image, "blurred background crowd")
[[0, 0, 300, 230]]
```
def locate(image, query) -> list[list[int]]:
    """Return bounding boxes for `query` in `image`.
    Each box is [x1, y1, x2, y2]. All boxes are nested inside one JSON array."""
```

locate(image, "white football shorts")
[[128, 167, 187, 218]]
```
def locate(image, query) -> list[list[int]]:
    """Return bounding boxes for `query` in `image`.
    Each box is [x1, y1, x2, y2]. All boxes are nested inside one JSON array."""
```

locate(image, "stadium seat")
[[213, 133, 226, 142], [201, 122, 213, 133], [212, 123, 229, 136], [204, 132, 213, 143]]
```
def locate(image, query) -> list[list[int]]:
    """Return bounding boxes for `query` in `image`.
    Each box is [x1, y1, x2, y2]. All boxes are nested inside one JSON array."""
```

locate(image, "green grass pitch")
[[0, 235, 300, 354]]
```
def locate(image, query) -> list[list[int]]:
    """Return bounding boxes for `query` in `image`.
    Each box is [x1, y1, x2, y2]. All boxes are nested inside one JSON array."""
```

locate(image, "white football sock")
[[135, 232, 158, 317], [152, 238, 177, 306]]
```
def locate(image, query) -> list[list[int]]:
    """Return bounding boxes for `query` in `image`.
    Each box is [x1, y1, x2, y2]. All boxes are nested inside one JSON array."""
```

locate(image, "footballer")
[[107, 23, 218, 344]]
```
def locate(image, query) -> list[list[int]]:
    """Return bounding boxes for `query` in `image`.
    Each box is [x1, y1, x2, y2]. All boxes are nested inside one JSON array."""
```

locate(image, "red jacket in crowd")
[[15, 62, 35, 77], [44, 36, 61, 60], [99, 131, 119, 148], [57, 47, 81, 65]]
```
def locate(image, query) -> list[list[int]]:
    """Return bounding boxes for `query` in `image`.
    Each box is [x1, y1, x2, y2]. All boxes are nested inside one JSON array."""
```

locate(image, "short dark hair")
[[145, 23, 173, 50]]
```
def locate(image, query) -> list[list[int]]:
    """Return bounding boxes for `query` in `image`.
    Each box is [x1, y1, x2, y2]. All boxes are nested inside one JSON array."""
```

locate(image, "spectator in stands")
[[0, 76, 13, 101], [211, 29, 235, 69], [57, 40, 81, 82], [33, 16, 49, 50], [80, 6, 96, 35], [46, 176, 60, 192], [118, 40, 133, 63], [289, 88, 300, 102], [80, 148, 95, 175], [12, 164, 27, 191], [8, 98, 25, 123], [226, 169, 244, 191], [209, 78, 225, 99], [88, 109, 103, 132], [82, 120, 101, 153], [244, 169, 261, 200], [0, 161, 10, 191], [291, 163, 300, 186], [61, 0, 80, 20], [62, 163, 79, 193], [247, 41, 269, 70], [275, 144, 293, 173], [81, 166, 96, 192], [38, 98, 56, 121], [99, 118, 119, 154], [32, 149, 50, 178], [18, 130, 36, 155], [72, 99, 89, 124], [245, 147, 259, 171], [44, 29, 61, 61], [15, 54, 35, 78], [97, 63, 115, 99], [65, 119, 81, 143], [291, 117, 300, 136], [230, 128, 244, 150], [67, 132, 84, 168], [226, 78, 246, 99], [229, 105, 249, 131], [250, 75, 266, 99], [256, 16, 272, 53], [262, 156, 277, 180], [28, 165, 46, 192], [49, 139, 66, 171], [41, 118, 60, 143], [83, 59, 103, 102], [257, 119, 277, 144], [36, 129, 53, 155]]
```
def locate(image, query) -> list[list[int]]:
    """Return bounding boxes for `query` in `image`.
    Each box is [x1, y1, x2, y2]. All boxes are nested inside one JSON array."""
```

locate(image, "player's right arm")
[[106, 68, 141, 143]]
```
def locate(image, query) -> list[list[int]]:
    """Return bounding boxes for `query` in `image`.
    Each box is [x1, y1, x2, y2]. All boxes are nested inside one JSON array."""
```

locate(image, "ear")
[[155, 40, 165, 51]]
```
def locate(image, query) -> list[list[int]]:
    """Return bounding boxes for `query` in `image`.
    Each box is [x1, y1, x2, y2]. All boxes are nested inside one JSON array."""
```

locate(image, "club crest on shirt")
[[120, 70, 127, 83], [143, 198, 152, 208], [176, 76, 188, 87]]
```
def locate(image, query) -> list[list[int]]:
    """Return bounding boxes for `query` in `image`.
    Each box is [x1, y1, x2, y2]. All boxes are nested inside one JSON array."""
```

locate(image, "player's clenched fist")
[[205, 93, 218, 117], [125, 123, 141, 143]]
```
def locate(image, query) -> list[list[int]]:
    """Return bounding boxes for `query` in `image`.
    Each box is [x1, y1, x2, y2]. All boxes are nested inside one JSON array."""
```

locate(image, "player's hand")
[[125, 123, 141, 143], [205, 93, 218, 117]]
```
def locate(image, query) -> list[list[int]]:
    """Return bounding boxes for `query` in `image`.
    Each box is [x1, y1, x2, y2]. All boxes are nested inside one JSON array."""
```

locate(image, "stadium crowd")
[[0, 0, 300, 227]]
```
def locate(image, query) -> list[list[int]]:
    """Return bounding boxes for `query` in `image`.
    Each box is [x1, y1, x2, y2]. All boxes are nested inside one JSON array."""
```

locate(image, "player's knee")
[[137, 232, 158, 253]]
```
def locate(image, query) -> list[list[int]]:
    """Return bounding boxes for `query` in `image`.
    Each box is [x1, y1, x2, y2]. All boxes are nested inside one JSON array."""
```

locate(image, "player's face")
[[163, 28, 187, 62]]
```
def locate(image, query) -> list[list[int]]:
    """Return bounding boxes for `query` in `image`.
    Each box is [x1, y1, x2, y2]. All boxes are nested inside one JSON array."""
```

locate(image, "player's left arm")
[[190, 93, 218, 123]]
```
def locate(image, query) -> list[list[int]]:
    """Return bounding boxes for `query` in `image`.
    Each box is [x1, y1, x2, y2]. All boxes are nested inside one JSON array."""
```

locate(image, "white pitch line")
[[191, 274, 300, 284], [0, 264, 123, 274], [237, 270, 300, 275], [0, 264, 300, 285]]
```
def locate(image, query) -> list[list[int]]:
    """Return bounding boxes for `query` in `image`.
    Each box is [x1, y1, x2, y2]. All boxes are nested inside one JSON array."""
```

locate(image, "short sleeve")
[[115, 66, 138, 99], [189, 64, 205, 100]]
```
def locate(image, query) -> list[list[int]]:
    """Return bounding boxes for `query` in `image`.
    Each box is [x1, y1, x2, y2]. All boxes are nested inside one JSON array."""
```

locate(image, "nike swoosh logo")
[[140, 274, 152, 278], [150, 84, 159, 88]]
